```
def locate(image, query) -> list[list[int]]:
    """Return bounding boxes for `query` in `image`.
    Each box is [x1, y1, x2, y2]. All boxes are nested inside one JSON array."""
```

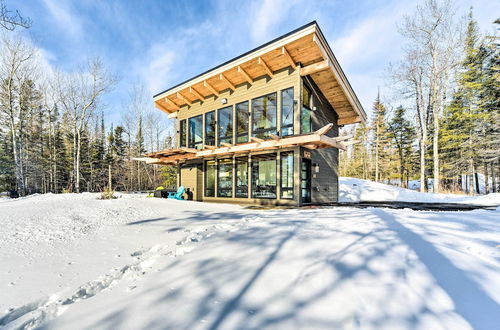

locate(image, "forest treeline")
[[340, 2, 499, 194], [0, 1, 176, 195]]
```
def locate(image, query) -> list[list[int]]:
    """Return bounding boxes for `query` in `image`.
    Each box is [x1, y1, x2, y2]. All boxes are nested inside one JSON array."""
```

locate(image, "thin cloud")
[[41, 0, 83, 38]]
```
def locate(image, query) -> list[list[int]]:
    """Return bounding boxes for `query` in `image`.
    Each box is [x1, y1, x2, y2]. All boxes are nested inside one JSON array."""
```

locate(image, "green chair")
[[167, 186, 185, 200]]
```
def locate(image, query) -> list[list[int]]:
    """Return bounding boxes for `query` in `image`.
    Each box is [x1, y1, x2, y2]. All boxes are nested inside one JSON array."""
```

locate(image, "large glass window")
[[280, 152, 294, 199], [205, 160, 216, 197], [205, 111, 216, 146], [252, 93, 277, 139], [281, 88, 294, 136], [218, 106, 233, 146], [301, 85, 312, 134], [235, 157, 248, 198], [236, 101, 249, 143], [179, 119, 187, 147], [188, 115, 203, 149], [251, 154, 277, 198], [217, 158, 233, 197]]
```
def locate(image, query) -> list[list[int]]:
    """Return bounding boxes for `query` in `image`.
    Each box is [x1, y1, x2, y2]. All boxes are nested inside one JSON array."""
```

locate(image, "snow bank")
[[339, 177, 500, 206]]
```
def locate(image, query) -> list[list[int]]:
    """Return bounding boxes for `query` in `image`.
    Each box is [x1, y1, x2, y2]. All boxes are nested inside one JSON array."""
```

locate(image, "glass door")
[[301, 159, 311, 203]]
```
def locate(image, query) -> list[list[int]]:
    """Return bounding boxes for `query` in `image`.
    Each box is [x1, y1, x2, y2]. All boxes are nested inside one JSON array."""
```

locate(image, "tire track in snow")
[[0, 221, 252, 330]]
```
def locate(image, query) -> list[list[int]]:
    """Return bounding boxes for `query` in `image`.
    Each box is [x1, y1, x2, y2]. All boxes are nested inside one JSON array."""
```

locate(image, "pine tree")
[[389, 106, 416, 188], [370, 93, 391, 182]]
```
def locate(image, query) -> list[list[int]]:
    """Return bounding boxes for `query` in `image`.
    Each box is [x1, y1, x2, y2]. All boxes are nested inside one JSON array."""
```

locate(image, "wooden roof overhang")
[[140, 124, 357, 166], [153, 21, 366, 125]]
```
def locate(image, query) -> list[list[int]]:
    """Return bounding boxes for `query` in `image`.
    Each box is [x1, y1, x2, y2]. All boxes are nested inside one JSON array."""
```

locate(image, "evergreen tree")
[[370, 93, 391, 182], [389, 106, 416, 188]]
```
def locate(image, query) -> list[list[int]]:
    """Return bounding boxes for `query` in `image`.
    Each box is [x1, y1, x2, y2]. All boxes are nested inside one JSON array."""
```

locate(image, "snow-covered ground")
[[1, 181, 499, 329], [340, 177, 500, 205]]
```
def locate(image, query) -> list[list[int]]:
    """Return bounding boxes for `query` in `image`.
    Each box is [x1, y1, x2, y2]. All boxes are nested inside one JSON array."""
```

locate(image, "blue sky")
[[8, 0, 500, 128]]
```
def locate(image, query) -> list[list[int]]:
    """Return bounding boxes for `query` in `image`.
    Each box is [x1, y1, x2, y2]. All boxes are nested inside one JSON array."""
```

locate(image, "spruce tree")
[[370, 93, 390, 182], [389, 106, 416, 188]]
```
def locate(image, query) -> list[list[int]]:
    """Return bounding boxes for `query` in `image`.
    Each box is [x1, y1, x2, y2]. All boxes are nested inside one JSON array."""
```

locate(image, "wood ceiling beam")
[[220, 142, 232, 147], [314, 123, 333, 136], [281, 46, 296, 69], [164, 97, 179, 110], [300, 60, 329, 76], [204, 80, 219, 96], [219, 73, 235, 91], [337, 115, 361, 125], [237, 66, 253, 84], [203, 145, 216, 150], [176, 92, 192, 106], [250, 136, 264, 143], [258, 57, 273, 78], [332, 135, 353, 142], [155, 101, 172, 114], [269, 133, 280, 141], [189, 86, 204, 101]]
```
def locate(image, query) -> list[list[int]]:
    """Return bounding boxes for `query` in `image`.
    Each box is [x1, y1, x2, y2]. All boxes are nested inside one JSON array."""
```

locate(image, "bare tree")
[[0, 35, 37, 195], [55, 59, 115, 192], [391, 0, 462, 192], [0, 0, 31, 31]]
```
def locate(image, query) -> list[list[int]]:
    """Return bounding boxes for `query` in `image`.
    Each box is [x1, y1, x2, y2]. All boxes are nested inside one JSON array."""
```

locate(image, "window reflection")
[[218, 158, 233, 197], [188, 115, 202, 149], [235, 157, 248, 197], [218, 106, 233, 146], [252, 93, 277, 139], [251, 153, 277, 198]]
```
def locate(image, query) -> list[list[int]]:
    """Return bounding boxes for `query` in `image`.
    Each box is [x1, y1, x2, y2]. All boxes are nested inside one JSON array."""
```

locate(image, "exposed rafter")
[[250, 136, 264, 143], [219, 73, 235, 91], [204, 80, 219, 96], [189, 86, 204, 101], [281, 47, 296, 69], [167, 112, 178, 119], [237, 66, 253, 84], [176, 92, 192, 106], [258, 57, 273, 77], [164, 97, 179, 110]]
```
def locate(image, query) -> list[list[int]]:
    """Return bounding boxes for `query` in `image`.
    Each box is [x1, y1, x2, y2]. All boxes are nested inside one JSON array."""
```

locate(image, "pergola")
[[138, 124, 356, 166]]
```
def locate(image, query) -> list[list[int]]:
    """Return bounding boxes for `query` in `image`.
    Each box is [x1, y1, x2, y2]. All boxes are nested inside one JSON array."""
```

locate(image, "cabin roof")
[[153, 21, 366, 125]]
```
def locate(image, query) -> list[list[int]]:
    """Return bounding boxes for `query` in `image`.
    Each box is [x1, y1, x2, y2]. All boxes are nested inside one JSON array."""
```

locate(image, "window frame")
[[188, 115, 203, 149], [281, 87, 294, 137], [217, 158, 233, 198], [280, 151, 294, 199], [235, 157, 249, 198], [235, 101, 249, 144], [251, 153, 277, 199], [179, 119, 187, 147], [251, 92, 277, 139], [204, 160, 216, 197], [301, 84, 313, 134], [204, 110, 216, 146], [217, 105, 233, 146]]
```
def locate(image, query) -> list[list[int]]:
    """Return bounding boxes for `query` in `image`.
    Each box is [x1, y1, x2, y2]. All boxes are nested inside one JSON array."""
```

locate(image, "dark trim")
[[153, 21, 317, 98]]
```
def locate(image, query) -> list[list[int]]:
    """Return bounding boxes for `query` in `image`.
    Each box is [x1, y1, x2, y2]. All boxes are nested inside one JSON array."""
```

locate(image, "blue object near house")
[[167, 186, 185, 200]]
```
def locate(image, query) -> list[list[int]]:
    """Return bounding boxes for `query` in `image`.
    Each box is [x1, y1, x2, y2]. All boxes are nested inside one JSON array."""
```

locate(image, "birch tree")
[[55, 59, 114, 192]]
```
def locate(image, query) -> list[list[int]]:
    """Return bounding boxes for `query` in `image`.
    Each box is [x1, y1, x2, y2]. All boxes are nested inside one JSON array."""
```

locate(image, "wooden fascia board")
[[312, 33, 367, 123], [167, 112, 178, 119], [153, 26, 316, 102], [337, 115, 361, 125], [258, 57, 273, 77], [204, 80, 219, 96], [219, 73, 235, 90]]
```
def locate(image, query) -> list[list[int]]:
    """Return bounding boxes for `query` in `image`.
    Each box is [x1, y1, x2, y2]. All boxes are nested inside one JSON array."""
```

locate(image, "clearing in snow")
[[0, 178, 499, 329]]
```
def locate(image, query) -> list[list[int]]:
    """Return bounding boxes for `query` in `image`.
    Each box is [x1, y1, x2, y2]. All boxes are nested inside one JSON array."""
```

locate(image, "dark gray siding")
[[305, 76, 339, 203]]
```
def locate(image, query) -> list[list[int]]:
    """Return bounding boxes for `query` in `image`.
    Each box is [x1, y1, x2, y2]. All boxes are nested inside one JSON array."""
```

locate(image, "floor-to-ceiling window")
[[217, 158, 233, 197], [218, 106, 233, 146], [205, 160, 216, 197], [205, 111, 216, 146], [235, 157, 248, 197], [251, 153, 277, 198], [179, 119, 187, 147], [301, 85, 312, 134], [252, 92, 277, 139], [236, 101, 249, 143], [281, 88, 294, 136], [280, 152, 294, 199], [188, 115, 203, 149]]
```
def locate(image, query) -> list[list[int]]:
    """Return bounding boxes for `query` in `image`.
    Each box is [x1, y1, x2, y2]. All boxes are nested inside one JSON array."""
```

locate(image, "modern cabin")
[[142, 21, 366, 206]]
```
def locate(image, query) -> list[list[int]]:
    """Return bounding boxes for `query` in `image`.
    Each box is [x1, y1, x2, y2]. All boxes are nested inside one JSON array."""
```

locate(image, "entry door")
[[301, 159, 311, 203]]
